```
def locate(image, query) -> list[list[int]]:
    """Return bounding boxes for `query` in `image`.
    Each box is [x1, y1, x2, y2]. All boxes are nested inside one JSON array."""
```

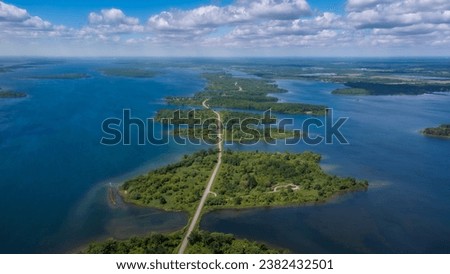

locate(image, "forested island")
[[422, 124, 450, 138], [156, 108, 277, 127], [0, 61, 59, 73], [156, 109, 299, 144], [85, 231, 284, 254], [100, 68, 157, 78], [120, 149, 368, 212], [166, 73, 327, 115], [0, 89, 27, 98], [332, 88, 370, 95], [332, 82, 450, 96], [29, 73, 90, 80]]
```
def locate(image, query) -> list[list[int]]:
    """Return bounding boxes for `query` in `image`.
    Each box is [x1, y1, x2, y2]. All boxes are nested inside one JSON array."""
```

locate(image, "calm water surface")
[[0, 60, 204, 253]]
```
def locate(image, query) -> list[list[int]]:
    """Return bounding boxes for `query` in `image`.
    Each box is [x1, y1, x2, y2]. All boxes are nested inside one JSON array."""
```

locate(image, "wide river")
[[0, 59, 449, 253]]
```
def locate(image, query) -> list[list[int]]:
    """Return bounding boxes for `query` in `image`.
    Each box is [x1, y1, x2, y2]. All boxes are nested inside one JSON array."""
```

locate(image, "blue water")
[[0, 59, 205, 253], [203, 79, 450, 253], [1, 59, 449, 253]]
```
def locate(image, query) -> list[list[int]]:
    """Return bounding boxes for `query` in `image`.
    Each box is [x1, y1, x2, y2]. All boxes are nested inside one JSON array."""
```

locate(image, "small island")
[[29, 73, 90, 80], [332, 88, 370, 95], [100, 68, 157, 78], [422, 124, 450, 138], [0, 89, 27, 99]]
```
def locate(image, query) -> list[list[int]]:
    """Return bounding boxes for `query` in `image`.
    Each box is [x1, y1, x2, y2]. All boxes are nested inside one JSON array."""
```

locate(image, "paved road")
[[178, 99, 223, 254]]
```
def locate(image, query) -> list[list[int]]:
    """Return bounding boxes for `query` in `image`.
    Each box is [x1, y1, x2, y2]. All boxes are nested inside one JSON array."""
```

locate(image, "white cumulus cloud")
[[148, 0, 310, 34], [1, 0, 450, 56], [88, 8, 139, 26], [0, 1, 70, 40], [0, 1, 28, 21], [346, 0, 450, 48], [79, 8, 144, 41]]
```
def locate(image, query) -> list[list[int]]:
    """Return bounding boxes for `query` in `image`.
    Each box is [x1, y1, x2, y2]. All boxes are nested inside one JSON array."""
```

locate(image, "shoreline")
[[201, 187, 368, 215], [118, 176, 368, 216], [82, 181, 365, 254], [63, 152, 201, 254], [68, 223, 187, 254], [421, 131, 450, 139], [67, 189, 189, 254]]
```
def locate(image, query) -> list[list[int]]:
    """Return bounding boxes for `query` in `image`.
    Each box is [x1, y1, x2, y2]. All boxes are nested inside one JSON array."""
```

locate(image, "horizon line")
[[1, 55, 450, 59]]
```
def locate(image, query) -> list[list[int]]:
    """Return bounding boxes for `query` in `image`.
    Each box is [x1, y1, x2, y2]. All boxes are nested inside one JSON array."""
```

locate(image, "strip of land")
[[178, 100, 223, 254]]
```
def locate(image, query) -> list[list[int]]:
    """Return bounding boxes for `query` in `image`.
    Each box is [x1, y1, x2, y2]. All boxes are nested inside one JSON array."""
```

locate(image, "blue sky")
[[8, 0, 238, 27], [8, 0, 345, 27], [0, 0, 449, 56]]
